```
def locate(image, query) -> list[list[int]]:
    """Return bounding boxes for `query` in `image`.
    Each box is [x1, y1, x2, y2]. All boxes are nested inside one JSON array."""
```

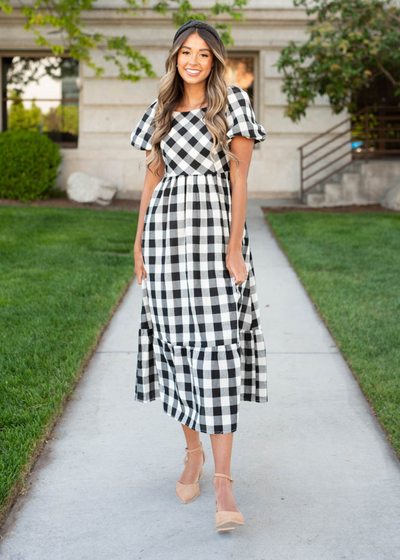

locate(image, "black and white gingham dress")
[[130, 84, 268, 434]]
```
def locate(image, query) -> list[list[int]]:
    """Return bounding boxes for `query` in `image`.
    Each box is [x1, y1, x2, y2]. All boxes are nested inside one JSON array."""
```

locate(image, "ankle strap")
[[185, 442, 203, 453], [214, 473, 236, 485]]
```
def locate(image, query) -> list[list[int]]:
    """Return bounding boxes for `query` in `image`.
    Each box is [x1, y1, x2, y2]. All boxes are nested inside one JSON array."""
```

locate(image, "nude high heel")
[[214, 473, 245, 532], [175, 442, 206, 504]]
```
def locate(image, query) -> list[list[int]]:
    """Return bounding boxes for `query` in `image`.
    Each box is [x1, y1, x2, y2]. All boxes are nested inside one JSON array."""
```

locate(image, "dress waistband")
[[164, 171, 230, 179]]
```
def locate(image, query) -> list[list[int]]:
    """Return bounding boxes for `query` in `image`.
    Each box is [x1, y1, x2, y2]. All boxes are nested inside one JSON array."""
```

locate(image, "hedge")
[[0, 130, 63, 202]]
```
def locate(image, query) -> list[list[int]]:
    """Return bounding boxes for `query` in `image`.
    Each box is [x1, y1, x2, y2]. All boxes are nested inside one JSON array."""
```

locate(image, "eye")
[[181, 50, 209, 57]]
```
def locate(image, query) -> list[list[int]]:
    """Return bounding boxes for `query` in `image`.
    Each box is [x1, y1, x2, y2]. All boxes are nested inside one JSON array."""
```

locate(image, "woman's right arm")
[[133, 152, 165, 284]]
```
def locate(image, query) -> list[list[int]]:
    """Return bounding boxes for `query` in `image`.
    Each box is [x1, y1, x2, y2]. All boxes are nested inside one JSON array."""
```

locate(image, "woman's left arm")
[[226, 136, 255, 285]]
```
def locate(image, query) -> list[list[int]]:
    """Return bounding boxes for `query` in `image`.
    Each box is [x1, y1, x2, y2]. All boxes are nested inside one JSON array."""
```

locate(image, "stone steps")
[[305, 161, 367, 207]]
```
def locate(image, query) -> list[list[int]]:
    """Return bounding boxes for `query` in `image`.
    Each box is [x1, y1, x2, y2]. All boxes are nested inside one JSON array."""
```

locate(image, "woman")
[[130, 19, 268, 533]]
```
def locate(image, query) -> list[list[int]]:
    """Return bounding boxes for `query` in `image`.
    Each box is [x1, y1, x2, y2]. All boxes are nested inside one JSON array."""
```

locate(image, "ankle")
[[186, 446, 202, 454], [183, 443, 204, 468], [186, 447, 203, 458], [185, 441, 202, 452], [214, 476, 232, 489], [214, 471, 232, 480]]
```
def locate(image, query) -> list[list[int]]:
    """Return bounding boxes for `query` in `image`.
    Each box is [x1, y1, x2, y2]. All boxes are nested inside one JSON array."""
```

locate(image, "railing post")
[[365, 107, 369, 164]]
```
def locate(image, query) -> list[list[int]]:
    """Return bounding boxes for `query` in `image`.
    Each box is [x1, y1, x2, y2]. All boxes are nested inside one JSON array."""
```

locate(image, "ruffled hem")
[[134, 392, 240, 435], [135, 327, 268, 407]]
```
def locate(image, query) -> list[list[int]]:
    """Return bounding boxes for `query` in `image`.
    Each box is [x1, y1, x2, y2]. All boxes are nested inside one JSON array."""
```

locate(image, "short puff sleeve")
[[130, 99, 158, 151], [226, 86, 267, 145]]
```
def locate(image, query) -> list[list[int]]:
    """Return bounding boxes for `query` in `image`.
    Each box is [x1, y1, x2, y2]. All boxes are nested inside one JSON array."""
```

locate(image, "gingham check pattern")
[[131, 85, 268, 434]]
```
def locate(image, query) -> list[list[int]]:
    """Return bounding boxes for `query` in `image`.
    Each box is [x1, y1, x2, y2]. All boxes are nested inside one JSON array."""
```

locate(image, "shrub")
[[0, 130, 63, 201]]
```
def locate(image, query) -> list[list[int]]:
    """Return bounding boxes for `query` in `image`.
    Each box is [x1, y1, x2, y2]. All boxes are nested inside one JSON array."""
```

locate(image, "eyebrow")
[[181, 46, 211, 52]]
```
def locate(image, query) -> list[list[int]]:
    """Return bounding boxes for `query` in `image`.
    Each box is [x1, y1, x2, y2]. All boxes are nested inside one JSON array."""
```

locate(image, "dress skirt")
[[135, 171, 268, 434]]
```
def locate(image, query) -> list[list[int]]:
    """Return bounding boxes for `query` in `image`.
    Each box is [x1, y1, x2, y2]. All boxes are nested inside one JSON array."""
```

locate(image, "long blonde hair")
[[144, 26, 240, 178]]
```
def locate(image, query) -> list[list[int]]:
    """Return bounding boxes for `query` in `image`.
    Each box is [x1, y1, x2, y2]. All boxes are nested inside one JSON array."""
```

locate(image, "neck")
[[181, 81, 207, 107]]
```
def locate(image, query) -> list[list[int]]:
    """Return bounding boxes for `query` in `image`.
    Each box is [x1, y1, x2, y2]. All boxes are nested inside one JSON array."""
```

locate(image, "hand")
[[133, 249, 147, 284], [226, 247, 248, 286]]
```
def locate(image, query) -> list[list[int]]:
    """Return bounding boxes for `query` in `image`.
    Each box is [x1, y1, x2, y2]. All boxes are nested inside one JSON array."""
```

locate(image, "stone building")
[[0, 0, 348, 200]]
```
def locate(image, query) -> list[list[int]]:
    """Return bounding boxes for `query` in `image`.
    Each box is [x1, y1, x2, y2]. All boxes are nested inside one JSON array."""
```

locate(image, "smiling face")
[[176, 31, 214, 85]]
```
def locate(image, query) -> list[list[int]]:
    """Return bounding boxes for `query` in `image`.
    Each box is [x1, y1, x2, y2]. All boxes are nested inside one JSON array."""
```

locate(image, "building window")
[[226, 54, 257, 107], [1, 55, 79, 148], [226, 54, 261, 148]]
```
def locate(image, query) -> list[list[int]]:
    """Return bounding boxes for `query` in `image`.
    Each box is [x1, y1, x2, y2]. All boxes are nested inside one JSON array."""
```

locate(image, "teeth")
[[186, 69, 200, 75]]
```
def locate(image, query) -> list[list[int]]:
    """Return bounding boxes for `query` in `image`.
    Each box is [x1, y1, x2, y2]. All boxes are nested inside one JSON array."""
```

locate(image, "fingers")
[[134, 255, 147, 284], [230, 270, 248, 285], [133, 249, 147, 279], [226, 257, 249, 286]]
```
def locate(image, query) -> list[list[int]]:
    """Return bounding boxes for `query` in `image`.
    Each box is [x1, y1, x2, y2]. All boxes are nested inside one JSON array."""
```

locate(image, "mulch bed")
[[0, 196, 141, 212], [262, 204, 399, 214], [0, 197, 397, 214]]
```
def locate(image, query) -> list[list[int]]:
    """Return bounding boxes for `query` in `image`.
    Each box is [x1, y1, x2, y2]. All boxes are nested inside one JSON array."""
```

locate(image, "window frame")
[[0, 50, 81, 149], [225, 50, 262, 149]]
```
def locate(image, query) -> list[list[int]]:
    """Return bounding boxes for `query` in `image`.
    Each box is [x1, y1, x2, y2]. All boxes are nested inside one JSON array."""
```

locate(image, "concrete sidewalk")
[[1, 199, 400, 560]]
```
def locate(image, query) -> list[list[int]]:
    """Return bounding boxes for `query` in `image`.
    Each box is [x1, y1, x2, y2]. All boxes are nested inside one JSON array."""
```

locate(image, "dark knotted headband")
[[173, 19, 223, 48]]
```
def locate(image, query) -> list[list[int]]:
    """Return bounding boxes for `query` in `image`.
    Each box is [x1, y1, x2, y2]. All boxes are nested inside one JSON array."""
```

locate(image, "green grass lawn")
[[265, 212, 400, 457], [0, 206, 138, 515]]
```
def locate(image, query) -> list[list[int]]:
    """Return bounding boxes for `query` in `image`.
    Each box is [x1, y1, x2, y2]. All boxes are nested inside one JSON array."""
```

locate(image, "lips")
[[185, 69, 201, 76]]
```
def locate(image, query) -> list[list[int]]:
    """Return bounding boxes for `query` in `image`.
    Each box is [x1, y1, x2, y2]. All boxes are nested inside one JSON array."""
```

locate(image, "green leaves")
[[0, 131, 63, 202], [274, 0, 400, 122], [1, 0, 248, 82], [0, 0, 12, 15]]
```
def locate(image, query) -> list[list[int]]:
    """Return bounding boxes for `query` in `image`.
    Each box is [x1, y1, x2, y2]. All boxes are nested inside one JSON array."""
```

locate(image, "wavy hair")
[[144, 26, 240, 178]]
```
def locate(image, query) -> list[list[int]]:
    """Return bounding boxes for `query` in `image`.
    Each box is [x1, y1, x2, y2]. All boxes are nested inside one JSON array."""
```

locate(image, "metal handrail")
[[302, 133, 364, 175], [298, 105, 400, 202]]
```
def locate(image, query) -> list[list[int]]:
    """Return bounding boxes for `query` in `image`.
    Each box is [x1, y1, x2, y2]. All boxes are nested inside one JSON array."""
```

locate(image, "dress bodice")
[[131, 85, 267, 177]]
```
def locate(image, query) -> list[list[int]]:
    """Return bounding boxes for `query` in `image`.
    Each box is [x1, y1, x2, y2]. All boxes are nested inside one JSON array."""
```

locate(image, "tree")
[[8, 92, 42, 131], [6, 89, 79, 136], [0, 0, 249, 84], [5, 56, 78, 98], [274, 0, 400, 122], [43, 104, 79, 135]]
